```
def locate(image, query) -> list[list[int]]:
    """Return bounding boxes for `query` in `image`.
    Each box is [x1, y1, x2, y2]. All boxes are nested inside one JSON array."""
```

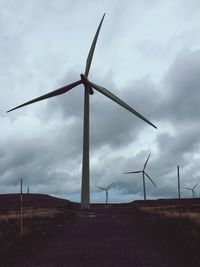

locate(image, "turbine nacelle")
[[80, 74, 94, 95]]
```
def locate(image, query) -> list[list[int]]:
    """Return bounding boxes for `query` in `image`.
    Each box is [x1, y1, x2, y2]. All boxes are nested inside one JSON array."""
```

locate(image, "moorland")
[[0, 194, 200, 267]]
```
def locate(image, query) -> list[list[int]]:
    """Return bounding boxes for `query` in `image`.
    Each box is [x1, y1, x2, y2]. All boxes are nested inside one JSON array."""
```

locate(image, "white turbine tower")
[[124, 153, 157, 200], [7, 14, 157, 209], [97, 183, 113, 205]]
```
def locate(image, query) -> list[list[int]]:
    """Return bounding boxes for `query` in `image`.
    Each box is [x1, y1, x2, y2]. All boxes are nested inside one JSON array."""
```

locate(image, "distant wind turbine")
[[124, 153, 157, 200], [97, 183, 113, 204], [184, 183, 198, 198], [7, 14, 157, 209]]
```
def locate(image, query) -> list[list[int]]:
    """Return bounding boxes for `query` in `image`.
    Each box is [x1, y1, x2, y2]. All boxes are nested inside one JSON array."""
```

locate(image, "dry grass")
[[137, 202, 200, 266], [0, 207, 64, 223], [0, 194, 74, 261], [0, 206, 71, 257], [140, 205, 200, 225]]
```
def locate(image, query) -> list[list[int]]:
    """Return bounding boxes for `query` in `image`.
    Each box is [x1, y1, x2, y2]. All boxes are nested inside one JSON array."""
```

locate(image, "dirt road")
[[2, 206, 182, 267]]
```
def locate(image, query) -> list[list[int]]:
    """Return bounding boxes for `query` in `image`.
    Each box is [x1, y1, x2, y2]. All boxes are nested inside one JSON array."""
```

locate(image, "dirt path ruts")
[[3, 206, 182, 267]]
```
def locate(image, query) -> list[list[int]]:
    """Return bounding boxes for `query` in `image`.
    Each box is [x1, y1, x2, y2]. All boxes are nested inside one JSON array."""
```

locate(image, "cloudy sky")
[[1, 0, 200, 203]]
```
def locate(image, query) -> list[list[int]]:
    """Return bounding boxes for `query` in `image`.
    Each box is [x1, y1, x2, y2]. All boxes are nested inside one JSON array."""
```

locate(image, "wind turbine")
[[124, 153, 157, 200], [97, 183, 113, 205], [184, 183, 198, 198], [7, 14, 157, 209]]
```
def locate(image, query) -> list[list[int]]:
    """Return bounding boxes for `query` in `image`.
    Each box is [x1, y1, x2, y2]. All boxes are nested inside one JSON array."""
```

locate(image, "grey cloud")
[[107, 49, 200, 198], [159, 49, 200, 123], [1, 2, 200, 202], [3, 47, 200, 200]]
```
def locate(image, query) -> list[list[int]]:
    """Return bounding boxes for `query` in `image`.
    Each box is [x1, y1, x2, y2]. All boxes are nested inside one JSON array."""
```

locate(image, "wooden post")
[[177, 166, 181, 199], [20, 179, 23, 235]]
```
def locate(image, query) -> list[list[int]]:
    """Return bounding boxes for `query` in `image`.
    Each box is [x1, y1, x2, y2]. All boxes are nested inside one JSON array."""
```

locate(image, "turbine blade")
[[97, 186, 106, 191], [184, 187, 192, 191], [123, 171, 142, 174], [193, 183, 199, 189], [143, 153, 151, 170], [84, 13, 105, 78], [144, 172, 157, 187], [107, 183, 113, 190], [194, 191, 197, 198], [7, 80, 82, 112], [89, 81, 157, 129]]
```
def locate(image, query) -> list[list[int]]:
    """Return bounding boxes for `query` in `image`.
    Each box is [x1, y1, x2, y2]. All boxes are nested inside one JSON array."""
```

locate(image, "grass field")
[[1, 194, 200, 266], [0, 207, 64, 222], [0, 194, 74, 258], [135, 199, 200, 266]]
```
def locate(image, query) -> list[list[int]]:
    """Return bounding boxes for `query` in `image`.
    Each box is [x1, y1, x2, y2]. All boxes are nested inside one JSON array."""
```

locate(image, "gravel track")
[[2, 206, 182, 267]]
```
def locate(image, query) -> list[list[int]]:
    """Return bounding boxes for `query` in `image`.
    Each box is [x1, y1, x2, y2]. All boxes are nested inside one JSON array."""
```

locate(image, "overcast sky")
[[1, 0, 200, 203]]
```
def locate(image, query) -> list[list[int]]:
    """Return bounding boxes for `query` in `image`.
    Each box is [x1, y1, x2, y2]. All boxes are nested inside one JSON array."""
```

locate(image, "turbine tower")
[[124, 153, 156, 200], [7, 14, 157, 209], [97, 183, 113, 204], [184, 183, 198, 198], [177, 165, 181, 199]]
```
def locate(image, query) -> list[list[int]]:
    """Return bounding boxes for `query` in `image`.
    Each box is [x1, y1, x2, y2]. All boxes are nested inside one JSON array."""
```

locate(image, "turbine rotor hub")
[[80, 74, 94, 95]]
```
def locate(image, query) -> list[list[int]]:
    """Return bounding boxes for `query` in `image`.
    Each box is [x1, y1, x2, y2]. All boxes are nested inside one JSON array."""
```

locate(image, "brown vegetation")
[[1, 195, 200, 266], [0, 194, 74, 260], [134, 199, 200, 267]]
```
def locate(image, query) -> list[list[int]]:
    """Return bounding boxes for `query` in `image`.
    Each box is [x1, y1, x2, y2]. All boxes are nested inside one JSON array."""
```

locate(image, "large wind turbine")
[[7, 14, 157, 209], [184, 183, 198, 198], [124, 153, 157, 200], [97, 183, 113, 205]]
